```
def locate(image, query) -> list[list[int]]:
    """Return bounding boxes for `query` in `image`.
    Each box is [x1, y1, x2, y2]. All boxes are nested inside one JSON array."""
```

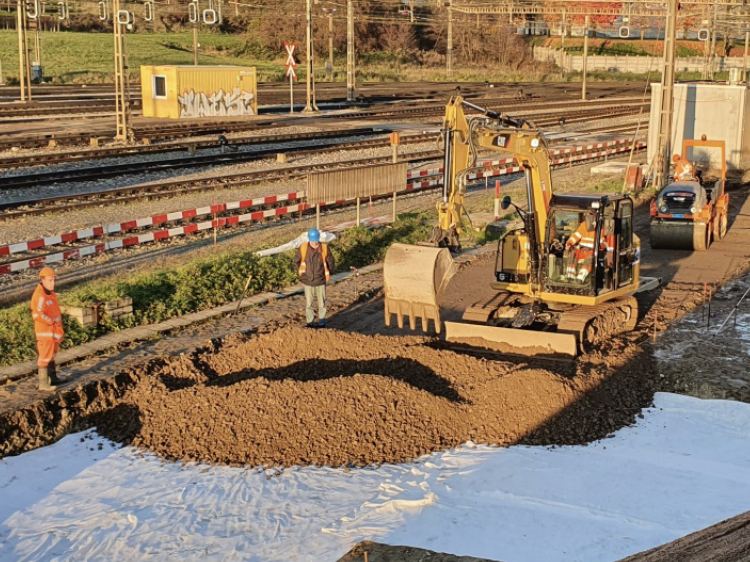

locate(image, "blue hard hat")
[[307, 228, 320, 242]]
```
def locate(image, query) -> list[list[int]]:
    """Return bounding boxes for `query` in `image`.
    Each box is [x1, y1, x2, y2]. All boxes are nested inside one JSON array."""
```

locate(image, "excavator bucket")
[[444, 322, 579, 357], [383, 243, 457, 333]]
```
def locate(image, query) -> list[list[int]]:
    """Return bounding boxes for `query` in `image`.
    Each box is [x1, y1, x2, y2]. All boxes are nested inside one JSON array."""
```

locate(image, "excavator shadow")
[[203, 357, 467, 404]]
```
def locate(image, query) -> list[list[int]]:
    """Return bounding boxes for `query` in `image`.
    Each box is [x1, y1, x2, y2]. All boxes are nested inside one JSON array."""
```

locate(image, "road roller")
[[650, 139, 729, 251]]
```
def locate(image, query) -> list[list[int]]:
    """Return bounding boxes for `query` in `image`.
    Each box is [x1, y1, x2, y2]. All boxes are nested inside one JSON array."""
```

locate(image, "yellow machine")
[[384, 96, 659, 356]]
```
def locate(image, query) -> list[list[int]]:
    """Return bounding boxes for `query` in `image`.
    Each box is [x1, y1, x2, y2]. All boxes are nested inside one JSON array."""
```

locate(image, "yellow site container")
[[140, 65, 258, 119]]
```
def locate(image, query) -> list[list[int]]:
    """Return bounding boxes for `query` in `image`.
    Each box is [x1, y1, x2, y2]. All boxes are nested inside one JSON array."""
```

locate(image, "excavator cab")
[[537, 195, 636, 297]]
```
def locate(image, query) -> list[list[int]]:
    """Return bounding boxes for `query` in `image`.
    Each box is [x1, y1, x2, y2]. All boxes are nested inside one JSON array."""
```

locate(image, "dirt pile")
[[88, 326, 660, 467]]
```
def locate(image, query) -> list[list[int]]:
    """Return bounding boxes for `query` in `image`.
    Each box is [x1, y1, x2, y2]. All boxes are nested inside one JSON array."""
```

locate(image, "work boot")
[[317, 320, 327, 328], [38, 367, 57, 391], [48, 361, 63, 385]]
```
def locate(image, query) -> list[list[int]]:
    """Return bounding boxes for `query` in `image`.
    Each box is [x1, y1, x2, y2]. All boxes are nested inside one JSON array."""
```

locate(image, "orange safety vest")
[[30, 284, 64, 342], [298, 243, 330, 282]]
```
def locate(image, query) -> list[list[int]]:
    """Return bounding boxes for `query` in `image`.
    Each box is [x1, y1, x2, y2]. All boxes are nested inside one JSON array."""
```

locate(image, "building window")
[[153, 75, 167, 99]]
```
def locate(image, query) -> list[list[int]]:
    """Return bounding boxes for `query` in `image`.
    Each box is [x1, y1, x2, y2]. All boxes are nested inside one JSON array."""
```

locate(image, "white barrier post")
[[494, 180, 501, 220]]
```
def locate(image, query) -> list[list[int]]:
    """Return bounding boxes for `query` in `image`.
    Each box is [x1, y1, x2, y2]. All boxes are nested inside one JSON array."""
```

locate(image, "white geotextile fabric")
[[1, 392, 749, 562]]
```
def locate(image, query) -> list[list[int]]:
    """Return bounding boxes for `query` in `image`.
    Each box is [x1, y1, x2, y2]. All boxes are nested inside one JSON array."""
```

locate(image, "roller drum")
[[649, 220, 707, 251]]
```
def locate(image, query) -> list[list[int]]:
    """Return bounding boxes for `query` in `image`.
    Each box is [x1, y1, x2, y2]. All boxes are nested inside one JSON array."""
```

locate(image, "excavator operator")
[[565, 212, 613, 283]]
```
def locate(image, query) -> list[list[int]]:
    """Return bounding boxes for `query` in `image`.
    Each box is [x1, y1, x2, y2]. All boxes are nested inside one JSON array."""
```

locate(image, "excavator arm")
[[426, 96, 552, 253], [385, 95, 554, 331]]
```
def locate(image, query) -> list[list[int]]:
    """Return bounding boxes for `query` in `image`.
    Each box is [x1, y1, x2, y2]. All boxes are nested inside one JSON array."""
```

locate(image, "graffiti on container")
[[178, 87, 256, 118]]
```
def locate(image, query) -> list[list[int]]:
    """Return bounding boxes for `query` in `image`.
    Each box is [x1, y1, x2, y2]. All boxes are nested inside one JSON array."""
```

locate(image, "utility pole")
[[560, 10, 566, 74], [32, 18, 41, 66], [701, 9, 711, 80], [446, 3, 453, 79], [709, 3, 717, 79], [653, 0, 678, 190], [303, 0, 318, 112], [113, 0, 133, 143], [16, 0, 31, 102], [582, 15, 589, 101], [346, 0, 356, 102], [322, 7, 335, 80]]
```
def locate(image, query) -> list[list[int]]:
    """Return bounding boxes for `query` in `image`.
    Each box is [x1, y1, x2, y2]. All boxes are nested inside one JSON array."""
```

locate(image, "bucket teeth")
[[384, 298, 441, 333]]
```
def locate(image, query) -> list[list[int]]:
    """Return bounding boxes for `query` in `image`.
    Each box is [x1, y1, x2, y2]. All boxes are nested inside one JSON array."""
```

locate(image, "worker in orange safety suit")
[[30, 267, 64, 391], [672, 154, 695, 182], [565, 214, 611, 283]]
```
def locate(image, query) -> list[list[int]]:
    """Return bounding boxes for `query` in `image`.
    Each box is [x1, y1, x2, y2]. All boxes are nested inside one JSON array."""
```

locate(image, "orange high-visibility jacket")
[[30, 284, 64, 342], [567, 222, 598, 250]]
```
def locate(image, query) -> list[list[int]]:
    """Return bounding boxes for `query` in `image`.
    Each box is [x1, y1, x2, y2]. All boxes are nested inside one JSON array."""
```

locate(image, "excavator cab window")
[[544, 209, 596, 292]]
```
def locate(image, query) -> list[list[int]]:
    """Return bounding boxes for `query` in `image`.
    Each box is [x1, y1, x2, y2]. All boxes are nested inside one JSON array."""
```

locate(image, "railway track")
[[0, 95, 645, 151], [0, 99, 143, 119], [0, 128, 407, 188], [0, 112, 643, 218], [0, 137, 646, 277], [0, 100, 642, 183]]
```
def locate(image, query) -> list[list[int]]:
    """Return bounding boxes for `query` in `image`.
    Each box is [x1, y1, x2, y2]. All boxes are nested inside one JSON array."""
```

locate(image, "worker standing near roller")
[[293, 228, 336, 328], [30, 267, 64, 391], [672, 154, 696, 181]]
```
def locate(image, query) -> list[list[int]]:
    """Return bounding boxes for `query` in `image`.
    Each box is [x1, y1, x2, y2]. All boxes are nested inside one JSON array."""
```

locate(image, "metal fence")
[[306, 162, 407, 206]]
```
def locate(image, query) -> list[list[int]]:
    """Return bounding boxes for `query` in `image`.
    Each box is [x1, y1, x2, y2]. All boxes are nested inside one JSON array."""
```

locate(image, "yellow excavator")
[[384, 96, 659, 356]]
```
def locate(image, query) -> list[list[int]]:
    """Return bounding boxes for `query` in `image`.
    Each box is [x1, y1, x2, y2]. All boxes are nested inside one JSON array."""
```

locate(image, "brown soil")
[[81, 325, 656, 467]]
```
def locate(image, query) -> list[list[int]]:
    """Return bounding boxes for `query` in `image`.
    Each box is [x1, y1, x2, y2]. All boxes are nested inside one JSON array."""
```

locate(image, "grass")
[[0, 212, 435, 368], [0, 31, 283, 83]]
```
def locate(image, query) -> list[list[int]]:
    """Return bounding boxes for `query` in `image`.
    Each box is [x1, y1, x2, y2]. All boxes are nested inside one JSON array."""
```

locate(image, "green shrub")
[[0, 213, 436, 367]]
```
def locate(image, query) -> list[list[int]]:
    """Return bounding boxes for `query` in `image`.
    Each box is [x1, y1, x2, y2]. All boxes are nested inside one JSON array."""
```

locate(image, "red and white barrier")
[[0, 192, 305, 258]]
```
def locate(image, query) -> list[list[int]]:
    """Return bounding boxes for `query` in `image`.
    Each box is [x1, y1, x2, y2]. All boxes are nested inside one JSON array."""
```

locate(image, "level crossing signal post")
[[285, 42, 298, 114]]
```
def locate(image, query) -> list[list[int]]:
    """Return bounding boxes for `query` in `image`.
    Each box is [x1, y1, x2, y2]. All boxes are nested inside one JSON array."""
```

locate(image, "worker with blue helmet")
[[293, 228, 335, 327]]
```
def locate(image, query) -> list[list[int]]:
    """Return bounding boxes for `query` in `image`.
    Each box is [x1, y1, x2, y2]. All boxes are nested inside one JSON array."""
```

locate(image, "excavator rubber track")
[[556, 295, 638, 351]]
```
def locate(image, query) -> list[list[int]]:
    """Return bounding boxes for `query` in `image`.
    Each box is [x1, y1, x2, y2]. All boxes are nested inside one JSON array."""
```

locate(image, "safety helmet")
[[39, 266, 57, 279], [307, 228, 321, 242]]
